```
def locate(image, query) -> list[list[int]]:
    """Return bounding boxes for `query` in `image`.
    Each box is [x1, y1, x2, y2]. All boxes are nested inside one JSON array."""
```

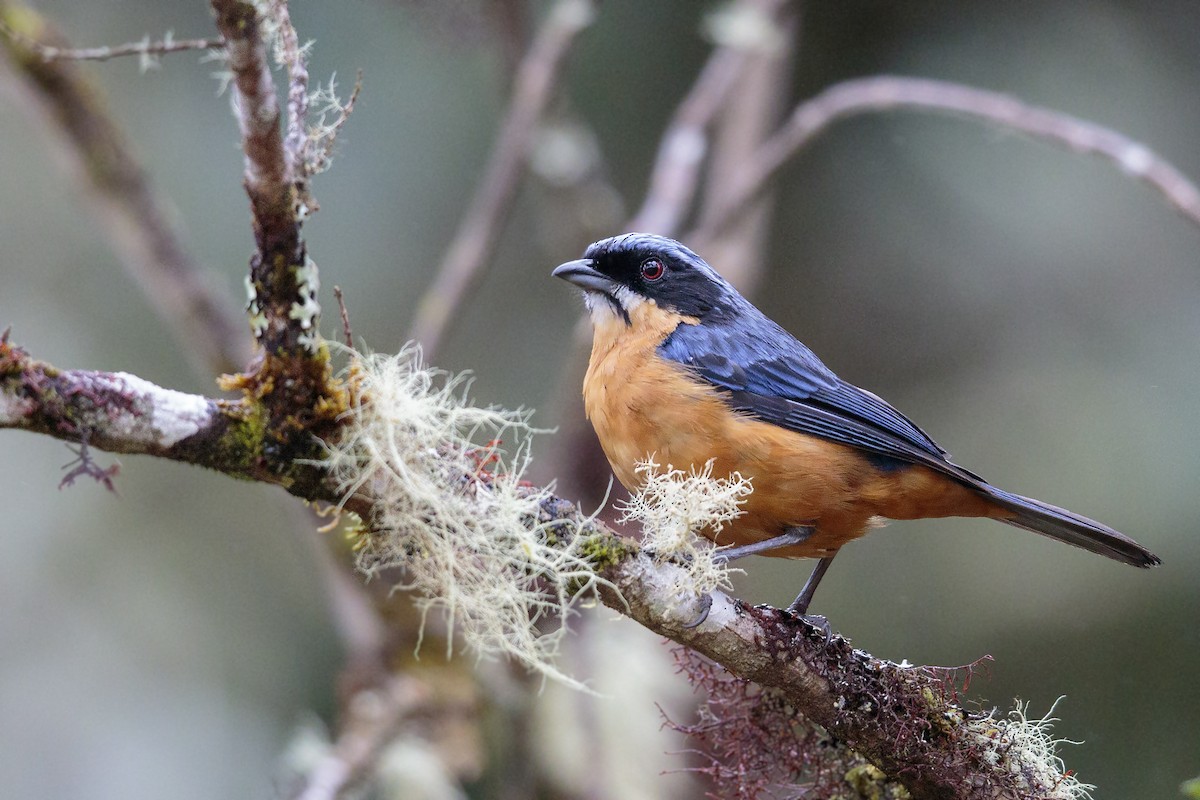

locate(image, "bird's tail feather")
[[985, 487, 1160, 568]]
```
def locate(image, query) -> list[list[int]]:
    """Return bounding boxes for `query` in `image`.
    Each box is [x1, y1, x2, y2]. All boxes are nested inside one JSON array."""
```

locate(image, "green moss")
[[577, 530, 636, 571], [215, 402, 269, 477]]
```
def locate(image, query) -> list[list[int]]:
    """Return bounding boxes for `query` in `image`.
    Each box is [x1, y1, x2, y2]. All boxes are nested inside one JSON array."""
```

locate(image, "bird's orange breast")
[[582, 301, 995, 558]]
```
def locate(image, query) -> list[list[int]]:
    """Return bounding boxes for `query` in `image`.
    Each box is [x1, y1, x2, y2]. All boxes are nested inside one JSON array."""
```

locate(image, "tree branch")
[[0, 324, 1086, 796], [696, 74, 1200, 241], [0, 335, 345, 504], [408, 0, 595, 360], [207, 0, 347, 478], [209, 0, 309, 349], [689, 2, 798, 293]]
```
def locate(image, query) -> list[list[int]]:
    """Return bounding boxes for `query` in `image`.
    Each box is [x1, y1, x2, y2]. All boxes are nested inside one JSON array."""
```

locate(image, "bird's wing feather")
[[658, 315, 953, 466]]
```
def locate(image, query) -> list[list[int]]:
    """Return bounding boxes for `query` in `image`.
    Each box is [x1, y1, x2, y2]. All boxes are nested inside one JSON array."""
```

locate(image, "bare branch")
[[629, 0, 790, 237], [0, 22, 222, 66], [408, 0, 595, 360], [0, 2, 249, 376], [697, 74, 1200, 241], [333, 286, 355, 348]]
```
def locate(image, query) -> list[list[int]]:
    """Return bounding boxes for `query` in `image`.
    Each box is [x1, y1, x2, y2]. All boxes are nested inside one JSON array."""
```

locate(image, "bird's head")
[[552, 233, 741, 325]]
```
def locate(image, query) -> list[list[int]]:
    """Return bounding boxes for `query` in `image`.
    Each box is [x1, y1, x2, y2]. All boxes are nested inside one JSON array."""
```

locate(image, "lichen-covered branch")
[[408, 0, 595, 360], [207, 0, 348, 476], [696, 74, 1200, 240], [529, 497, 1079, 800], [0, 1, 248, 376], [0, 334, 341, 502], [209, 0, 298, 282], [1, 332, 1084, 797]]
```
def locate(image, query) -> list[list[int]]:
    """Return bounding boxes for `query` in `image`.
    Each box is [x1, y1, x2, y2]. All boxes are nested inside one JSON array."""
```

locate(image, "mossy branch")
[[0, 334, 340, 503]]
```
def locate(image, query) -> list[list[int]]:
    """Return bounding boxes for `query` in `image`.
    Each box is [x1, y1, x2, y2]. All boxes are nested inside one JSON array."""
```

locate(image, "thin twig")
[[333, 286, 354, 348], [408, 0, 595, 360], [304, 71, 363, 185], [0, 2, 248, 375], [0, 21, 222, 64], [697, 74, 1200, 240], [629, 0, 790, 237]]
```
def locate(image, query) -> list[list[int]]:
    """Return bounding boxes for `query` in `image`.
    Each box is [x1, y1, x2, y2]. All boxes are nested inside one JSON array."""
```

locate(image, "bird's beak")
[[552, 259, 619, 295]]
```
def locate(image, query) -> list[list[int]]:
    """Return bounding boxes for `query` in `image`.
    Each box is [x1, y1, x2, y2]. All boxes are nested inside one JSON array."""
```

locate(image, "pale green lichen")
[[289, 255, 322, 352], [962, 698, 1094, 800], [618, 458, 750, 611], [322, 346, 608, 688]]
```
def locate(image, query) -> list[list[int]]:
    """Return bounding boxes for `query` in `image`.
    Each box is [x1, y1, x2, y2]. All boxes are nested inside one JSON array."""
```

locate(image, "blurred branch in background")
[[0, 1, 247, 376], [690, 2, 799, 294], [408, 0, 595, 361], [697, 74, 1200, 242], [629, 0, 789, 238], [288, 674, 429, 800]]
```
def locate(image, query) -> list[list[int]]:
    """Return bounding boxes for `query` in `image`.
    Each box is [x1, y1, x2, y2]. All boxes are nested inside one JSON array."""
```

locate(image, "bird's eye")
[[640, 258, 666, 282]]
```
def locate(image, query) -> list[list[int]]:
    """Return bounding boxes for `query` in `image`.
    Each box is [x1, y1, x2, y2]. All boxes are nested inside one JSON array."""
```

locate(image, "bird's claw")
[[681, 593, 714, 629], [791, 611, 833, 645]]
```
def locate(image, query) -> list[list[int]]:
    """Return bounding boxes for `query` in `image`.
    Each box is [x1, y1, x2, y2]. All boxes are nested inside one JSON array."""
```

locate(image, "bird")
[[553, 232, 1160, 620]]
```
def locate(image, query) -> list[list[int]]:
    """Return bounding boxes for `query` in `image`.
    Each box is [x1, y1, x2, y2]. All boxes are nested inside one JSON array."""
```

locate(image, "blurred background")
[[1, 1, 1198, 797]]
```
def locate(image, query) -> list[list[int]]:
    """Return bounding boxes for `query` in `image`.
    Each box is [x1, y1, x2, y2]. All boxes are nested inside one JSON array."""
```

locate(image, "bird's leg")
[[785, 555, 837, 643], [682, 527, 815, 629], [713, 525, 814, 562], [787, 555, 835, 615]]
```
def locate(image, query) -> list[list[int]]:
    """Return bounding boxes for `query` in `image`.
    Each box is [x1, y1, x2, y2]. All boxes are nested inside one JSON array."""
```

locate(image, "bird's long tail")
[[984, 487, 1160, 567]]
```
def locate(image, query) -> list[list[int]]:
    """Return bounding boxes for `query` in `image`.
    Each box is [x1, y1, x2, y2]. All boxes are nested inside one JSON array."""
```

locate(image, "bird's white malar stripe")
[[584, 285, 644, 324]]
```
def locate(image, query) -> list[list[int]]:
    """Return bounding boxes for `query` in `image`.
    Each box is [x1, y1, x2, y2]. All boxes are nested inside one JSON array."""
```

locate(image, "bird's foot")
[[681, 593, 714, 629], [800, 612, 832, 643], [790, 611, 833, 645]]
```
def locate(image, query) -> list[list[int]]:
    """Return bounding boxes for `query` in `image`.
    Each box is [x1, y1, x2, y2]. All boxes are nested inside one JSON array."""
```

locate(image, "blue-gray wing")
[[657, 314, 952, 466]]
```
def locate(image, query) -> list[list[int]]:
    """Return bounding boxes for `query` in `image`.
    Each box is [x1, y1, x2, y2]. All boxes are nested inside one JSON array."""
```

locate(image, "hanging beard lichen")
[[322, 347, 607, 688]]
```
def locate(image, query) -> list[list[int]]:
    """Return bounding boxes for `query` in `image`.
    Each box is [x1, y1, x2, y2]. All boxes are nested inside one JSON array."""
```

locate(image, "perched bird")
[[553, 233, 1160, 618]]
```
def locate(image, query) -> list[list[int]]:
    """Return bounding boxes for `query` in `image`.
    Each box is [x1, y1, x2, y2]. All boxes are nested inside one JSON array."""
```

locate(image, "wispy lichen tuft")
[[322, 346, 605, 687], [618, 458, 750, 609], [301, 73, 360, 180], [963, 698, 1094, 800]]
